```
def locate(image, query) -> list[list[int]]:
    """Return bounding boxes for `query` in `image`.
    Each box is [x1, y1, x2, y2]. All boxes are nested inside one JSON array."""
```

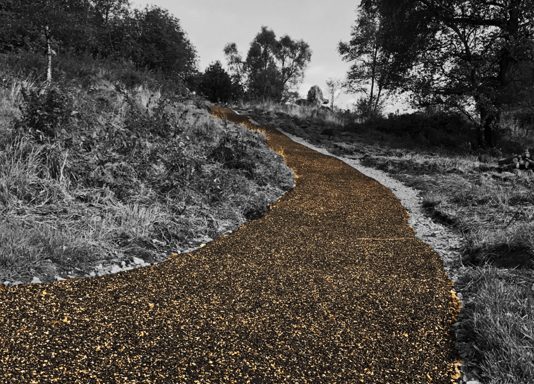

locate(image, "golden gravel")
[[0, 107, 459, 383]]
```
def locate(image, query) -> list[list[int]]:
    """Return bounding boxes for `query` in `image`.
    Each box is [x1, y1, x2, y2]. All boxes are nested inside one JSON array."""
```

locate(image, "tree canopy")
[[224, 27, 312, 101], [198, 61, 236, 103], [344, 0, 534, 146], [0, 0, 197, 79]]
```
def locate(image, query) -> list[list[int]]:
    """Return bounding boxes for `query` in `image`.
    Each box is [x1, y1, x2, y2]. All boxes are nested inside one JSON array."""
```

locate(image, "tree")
[[325, 78, 344, 110], [0, 0, 102, 81], [224, 26, 312, 101], [277, 35, 312, 93], [125, 7, 197, 77], [339, 3, 401, 118], [199, 61, 234, 103], [0, 1, 198, 83], [0, 0, 80, 83], [245, 27, 283, 100], [357, 0, 534, 147]]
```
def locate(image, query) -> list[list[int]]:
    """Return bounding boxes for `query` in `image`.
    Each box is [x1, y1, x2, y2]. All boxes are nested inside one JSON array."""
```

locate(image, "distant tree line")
[[195, 27, 312, 104], [341, 0, 534, 147], [0, 0, 197, 81], [0, 2, 314, 104]]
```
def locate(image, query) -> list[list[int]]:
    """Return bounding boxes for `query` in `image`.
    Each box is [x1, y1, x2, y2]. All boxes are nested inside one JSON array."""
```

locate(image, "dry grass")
[[0, 74, 294, 283], [239, 99, 349, 127], [457, 267, 534, 384]]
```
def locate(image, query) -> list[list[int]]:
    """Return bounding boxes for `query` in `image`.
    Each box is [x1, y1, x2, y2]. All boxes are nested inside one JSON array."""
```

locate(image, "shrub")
[[16, 86, 76, 143], [352, 112, 477, 151], [198, 61, 234, 103]]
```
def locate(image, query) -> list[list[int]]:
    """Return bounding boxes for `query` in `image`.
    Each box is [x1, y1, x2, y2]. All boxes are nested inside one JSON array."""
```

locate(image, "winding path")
[[0, 108, 458, 383]]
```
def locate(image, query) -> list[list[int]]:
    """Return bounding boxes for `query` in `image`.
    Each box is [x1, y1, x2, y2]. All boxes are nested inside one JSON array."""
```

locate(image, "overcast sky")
[[133, 0, 360, 108]]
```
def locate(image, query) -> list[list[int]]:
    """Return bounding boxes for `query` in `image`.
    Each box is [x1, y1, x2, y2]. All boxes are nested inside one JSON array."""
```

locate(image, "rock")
[[497, 150, 532, 171], [306, 86, 328, 106], [132, 257, 146, 266]]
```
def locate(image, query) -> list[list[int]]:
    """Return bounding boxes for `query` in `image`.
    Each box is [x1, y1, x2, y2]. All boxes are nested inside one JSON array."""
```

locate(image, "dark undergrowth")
[[0, 54, 294, 283]]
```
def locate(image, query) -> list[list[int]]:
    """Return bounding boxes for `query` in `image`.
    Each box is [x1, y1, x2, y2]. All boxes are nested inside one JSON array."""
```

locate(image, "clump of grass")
[[463, 223, 534, 268], [456, 267, 534, 384]]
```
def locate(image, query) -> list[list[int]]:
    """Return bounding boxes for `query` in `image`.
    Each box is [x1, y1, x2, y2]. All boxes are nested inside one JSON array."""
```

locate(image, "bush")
[[352, 112, 477, 151], [198, 61, 235, 103], [16, 86, 76, 142]]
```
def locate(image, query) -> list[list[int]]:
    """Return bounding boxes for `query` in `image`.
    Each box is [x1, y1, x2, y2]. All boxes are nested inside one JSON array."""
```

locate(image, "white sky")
[[132, 0, 360, 108]]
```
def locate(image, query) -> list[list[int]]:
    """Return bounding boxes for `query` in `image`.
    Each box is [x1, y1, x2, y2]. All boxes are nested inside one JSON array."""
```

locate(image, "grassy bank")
[[245, 102, 534, 384], [0, 59, 294, 283]]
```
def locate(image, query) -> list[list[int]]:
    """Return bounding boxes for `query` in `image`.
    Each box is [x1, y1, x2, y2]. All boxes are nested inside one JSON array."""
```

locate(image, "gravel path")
[[0, 107, 459, 383], [277, 129, 464, 284]]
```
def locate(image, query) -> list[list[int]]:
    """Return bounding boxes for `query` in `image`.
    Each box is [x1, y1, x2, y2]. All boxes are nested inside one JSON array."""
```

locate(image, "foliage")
[[224, 27, 312, 101], [123, 7, 197, 77], [198, 61, 235, 103], [353, 0, 534, 147], [16, 86, 75, 142], [355, 112, 477, 150], [0, 1, 197, 80], [353, 96, 384, 120], [339, 4, 398, 117]]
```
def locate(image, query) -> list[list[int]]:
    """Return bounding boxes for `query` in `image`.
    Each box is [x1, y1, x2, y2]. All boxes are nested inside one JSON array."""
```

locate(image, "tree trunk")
[[45, 25, 53, 86], [368, 45, 378, 114], [484, 110, 500, 148], [373, 84, 383, 115], [478, 102, 500, 148], [330, 88, 335, 110]]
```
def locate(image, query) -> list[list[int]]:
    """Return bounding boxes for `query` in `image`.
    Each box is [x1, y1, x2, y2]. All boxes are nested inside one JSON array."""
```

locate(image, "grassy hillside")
[[245, 102, 534, 384], [0, 55, 294, 283]]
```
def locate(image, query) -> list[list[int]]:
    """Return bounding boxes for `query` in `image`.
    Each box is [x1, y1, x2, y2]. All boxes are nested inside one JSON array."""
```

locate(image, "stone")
[[132, 257, 146, 266], [306, 86, 328, 106]]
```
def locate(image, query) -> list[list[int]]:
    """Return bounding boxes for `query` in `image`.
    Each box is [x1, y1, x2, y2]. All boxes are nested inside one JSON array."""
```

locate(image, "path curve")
[[0, 107, 458, 383]]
